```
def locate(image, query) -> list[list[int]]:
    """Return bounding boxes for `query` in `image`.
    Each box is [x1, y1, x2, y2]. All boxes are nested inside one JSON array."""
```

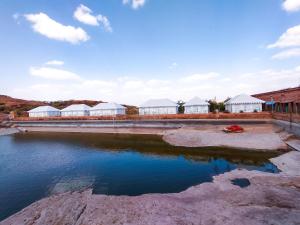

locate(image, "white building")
[[61, 104, 91, 117], [90, 102, 126, 116], [225, 94, 265, 113], [139, 99, 178, 115], [185, 97, 209, 114], [28, 106, 61, 118]]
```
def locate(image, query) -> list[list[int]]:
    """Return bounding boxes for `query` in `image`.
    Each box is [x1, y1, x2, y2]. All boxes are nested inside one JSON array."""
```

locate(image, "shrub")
[[239, 110, 244, 113]]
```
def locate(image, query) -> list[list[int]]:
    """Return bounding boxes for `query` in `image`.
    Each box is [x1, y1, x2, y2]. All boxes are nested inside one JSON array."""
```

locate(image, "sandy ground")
[[163, 124, 289, 150], [2, 152, 300, 225]]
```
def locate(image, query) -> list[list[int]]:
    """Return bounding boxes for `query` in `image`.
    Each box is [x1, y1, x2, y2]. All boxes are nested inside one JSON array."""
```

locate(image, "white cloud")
[[12, 65, 300, 104], [272, 48, 300, 59], [283, 0, 300, 12], [74, 4, 112, 32], [24, 13, 89, 44], [180, 72, 220, 82], [123, 0, 146, 9], [268, 24, 300, 48], [29, 66, 81, 81], [45, 60, 64, 66], [168, 62, 178, 70]]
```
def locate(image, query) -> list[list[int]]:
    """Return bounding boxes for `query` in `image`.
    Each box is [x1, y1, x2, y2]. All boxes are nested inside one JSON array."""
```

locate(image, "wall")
[[226, 104, 262, 113], [14, 112, 272, 121], [253, 87, 300, 102], [29, 111, 60, 118], [185, 106, 209, 114], [90, 109, 125, 116], [61, 111, 89, 117], [139, 107, 178, 115], [272, 112, 300, 123]]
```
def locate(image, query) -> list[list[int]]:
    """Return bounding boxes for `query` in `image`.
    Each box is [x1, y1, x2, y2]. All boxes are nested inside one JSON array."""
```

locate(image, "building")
[[225, 94, 264, 113], [184, 97, 209, 114], [61, 104, 91, 117], [90, 102, 126, 116], [28, 106, 61, 118], [253, 87, 300, 114], [139, 99, 178, 115]]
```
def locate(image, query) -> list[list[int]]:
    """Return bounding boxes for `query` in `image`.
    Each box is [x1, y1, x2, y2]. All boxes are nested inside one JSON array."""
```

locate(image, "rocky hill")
[[0, 95, 138, 117]]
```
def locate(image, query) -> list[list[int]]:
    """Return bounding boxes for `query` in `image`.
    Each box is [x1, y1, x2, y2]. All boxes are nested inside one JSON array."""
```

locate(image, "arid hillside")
[[0, 95, 138, 117]]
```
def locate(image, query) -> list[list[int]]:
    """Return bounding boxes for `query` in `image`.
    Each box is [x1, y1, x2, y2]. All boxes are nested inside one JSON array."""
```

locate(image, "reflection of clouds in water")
[[50, 175, 95, 194], [2, 142, 78, 176]]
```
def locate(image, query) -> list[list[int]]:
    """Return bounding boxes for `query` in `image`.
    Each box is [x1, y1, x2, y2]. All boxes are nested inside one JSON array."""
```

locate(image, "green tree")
[[177, 100, 185, 114]]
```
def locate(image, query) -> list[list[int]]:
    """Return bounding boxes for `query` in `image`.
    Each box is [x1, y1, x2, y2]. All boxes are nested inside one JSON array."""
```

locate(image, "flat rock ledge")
[[163, 124, 288, 150], [2, 155, 300, 225]]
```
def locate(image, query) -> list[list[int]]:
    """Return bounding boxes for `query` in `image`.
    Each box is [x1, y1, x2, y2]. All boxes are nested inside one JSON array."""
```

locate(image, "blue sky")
[[0, 0, 300, 104]]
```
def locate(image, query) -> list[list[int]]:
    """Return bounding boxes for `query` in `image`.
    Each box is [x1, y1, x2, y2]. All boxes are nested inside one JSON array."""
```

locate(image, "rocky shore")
[[1, 122, 300, 225], [1, 150, 300, 225]]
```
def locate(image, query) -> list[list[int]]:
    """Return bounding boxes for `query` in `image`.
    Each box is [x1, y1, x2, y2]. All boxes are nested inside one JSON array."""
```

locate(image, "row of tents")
[[28, 94, 265, 118]]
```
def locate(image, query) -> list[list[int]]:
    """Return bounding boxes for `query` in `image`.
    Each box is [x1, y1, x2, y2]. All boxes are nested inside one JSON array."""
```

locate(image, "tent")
[[225, 94, 265, 113], [139, 99, 178, 115], [185, 97, 209, 114], [28, 106, 61, 118], [90, 102, 126, 116], [61, 104, 91, 117]]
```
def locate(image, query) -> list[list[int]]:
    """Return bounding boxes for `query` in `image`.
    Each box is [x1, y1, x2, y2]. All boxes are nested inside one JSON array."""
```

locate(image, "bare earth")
[[163, 124, 288, 150]]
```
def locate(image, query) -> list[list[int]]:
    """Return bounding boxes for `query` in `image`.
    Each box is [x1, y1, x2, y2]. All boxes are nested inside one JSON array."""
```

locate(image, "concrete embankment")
[[2, 150, 300, 225], [11, 118, 272, 129], [0, 128, 19, 136], [11, 120, 289, 151]]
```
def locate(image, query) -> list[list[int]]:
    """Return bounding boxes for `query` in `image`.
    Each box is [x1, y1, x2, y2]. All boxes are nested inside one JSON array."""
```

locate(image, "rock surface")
[[2, 166, 300, 225], [163, 124, 287, 150]]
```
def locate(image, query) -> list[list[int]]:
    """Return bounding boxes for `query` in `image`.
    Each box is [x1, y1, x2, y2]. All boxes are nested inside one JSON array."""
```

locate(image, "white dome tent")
[[139, 99, 178, 115], [184, 97, 209, 114], [28, 106, 61, 118], [90, 102, 126, 116], [61, 104, 91, 117], [225, 94, 265, 113]]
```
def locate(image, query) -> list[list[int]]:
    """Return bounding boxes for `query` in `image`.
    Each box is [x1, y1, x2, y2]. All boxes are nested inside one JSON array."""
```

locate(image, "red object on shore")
[[223, 125, 244, 133]]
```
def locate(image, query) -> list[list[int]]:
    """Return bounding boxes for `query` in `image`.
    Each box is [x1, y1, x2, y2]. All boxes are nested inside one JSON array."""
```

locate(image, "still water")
[[0, 132, 280, 220]]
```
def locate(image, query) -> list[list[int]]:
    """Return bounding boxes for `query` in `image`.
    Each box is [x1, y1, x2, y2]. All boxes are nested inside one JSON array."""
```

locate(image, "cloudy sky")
[[0, 0, 300, 105]]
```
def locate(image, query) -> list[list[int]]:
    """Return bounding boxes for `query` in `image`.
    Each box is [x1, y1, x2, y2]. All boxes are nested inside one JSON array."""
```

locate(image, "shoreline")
[[7, 122, 290, 151], [1, 123, 300, 224], [1, 150, 299, 225]]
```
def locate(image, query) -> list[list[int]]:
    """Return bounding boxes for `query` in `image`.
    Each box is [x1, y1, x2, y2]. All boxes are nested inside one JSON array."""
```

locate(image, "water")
[[0, 132, 280, 221]]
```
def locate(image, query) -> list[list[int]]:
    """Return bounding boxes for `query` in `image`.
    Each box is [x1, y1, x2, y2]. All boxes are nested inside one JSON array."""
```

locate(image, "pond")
[[0, 132, 280, 221]]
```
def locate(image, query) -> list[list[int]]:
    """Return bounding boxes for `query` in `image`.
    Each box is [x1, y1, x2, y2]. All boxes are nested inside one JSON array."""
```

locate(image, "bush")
[[239, 110, 244, 113], [224, 110, 230, 113], [253, 109, 258, 113]]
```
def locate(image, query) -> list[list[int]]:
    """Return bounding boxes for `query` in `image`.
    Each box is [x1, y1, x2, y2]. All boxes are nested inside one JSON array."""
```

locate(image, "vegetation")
[[177, 100, 185, 114], [208, 99, 225, 112]]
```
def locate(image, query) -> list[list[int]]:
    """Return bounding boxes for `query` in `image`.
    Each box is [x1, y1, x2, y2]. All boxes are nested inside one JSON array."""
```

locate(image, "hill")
[[0, 95, 138, 117]]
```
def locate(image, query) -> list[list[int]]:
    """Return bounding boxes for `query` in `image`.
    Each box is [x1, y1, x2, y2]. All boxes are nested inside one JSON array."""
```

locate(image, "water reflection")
[[0, 132, 280, 221]]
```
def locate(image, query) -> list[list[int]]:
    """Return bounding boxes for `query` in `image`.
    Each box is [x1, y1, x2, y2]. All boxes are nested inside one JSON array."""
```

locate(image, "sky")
[[0, 0, 300, 105]]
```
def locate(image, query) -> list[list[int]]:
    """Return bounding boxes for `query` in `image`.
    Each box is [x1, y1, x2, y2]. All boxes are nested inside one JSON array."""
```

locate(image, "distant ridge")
[[0, 95, 138, 116]]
